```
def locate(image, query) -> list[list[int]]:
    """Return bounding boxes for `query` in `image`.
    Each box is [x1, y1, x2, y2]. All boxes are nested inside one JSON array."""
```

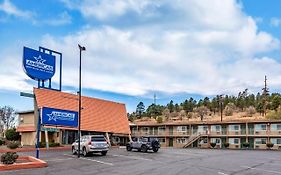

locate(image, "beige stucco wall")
[[18, 113, 35, 127], [21, 132, 36, 146]]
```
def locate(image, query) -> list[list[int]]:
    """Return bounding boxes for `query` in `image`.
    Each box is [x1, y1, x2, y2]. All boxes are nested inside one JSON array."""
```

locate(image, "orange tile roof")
[[17, 126, 36, 132], [34, 88, 130, 134]]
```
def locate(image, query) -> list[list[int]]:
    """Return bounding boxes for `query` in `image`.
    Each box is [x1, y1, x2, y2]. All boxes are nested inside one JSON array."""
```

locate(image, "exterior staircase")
[[183, 134, 201, 148]]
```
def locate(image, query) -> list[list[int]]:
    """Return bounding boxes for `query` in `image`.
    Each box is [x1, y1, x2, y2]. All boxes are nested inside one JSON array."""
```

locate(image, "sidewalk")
[[0, 145, 71, 153]]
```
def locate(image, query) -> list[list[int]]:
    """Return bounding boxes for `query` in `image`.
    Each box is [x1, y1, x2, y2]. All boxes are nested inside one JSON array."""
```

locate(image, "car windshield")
[[91, 136, 106, 142]]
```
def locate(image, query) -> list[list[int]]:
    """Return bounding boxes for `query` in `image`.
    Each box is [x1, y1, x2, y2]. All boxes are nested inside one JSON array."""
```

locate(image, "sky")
[[0, 0, 281, 113]]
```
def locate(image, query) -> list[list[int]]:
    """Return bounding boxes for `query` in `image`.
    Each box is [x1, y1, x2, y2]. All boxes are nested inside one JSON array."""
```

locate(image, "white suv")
[[72, 135, 109, 156]]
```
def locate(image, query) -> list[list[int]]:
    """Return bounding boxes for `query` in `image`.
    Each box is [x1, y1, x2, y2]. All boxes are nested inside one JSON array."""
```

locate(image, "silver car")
[[72, 135, 109, 156]]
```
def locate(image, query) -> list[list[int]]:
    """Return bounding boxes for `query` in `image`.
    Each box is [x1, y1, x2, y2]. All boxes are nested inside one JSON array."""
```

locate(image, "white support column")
[[105, 132, 111, 147], [129, 134, 132, 142], [45, 130, 49, 149]]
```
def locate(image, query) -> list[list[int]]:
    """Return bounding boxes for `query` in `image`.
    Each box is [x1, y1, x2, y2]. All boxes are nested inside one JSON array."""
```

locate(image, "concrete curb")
[[0, 156, 48, 171], [0, 146, 71, 153]]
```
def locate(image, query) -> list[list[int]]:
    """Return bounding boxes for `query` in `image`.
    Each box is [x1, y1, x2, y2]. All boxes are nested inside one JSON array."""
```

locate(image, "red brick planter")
[[0, 156, 47, 171]]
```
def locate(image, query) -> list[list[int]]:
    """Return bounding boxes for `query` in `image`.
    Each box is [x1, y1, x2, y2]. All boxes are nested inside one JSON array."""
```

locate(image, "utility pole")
[[262, 75, 269, 116], [219, 95, 224, 122]]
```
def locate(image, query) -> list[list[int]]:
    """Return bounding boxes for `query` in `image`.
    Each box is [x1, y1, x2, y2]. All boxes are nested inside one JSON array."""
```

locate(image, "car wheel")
[[153, 147, 158, 152], [141, 145, 147, 153], [72, 147, 77, 155], [101, 151, 107, 156], [126, 145, 132, 151], [82, 147, 88, 157]]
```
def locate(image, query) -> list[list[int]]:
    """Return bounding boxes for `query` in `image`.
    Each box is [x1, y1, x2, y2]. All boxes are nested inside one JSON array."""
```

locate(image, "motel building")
[[130, 117, 281, 150], [16, 88, 131, 146]]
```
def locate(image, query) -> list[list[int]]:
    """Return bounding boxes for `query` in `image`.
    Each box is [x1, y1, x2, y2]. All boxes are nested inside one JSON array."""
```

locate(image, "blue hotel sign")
[[42, 107, 78, 127], [23, 47, 56, 81]]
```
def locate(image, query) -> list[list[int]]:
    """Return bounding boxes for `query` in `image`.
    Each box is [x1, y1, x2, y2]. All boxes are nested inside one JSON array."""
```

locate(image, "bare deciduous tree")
[[0, 106, 16, 131], [195, 106, 209, 121]]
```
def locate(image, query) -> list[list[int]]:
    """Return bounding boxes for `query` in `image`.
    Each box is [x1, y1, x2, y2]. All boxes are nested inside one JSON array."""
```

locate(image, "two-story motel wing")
[[130, 117, 281, 150]]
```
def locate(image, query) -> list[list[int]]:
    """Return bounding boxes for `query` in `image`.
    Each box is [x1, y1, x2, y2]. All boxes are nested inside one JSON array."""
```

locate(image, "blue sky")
[[0, 0, 281, 113]]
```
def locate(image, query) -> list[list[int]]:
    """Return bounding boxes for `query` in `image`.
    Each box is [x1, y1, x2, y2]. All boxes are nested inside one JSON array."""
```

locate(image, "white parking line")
[[218, 172, 229, 175], [241, 166, 281, 174], [63, 154, 114, 166], [80, 157, 114, 166], [45, 158, 74, 162], [111, 154, 153, 161]]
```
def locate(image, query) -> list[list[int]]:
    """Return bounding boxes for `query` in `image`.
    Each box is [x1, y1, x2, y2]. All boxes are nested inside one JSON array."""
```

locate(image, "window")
[[91, 136, 106, 142], [142, 127, 149, 135], [158, 138, 165, 143], [255, 138, 266, 144], [271, 124, 281, 131], [255, 124, 266, 131], [199, 138, 208, 144], [158, 127, 166, 133], [177, 126, 187, 132], [176, 138, 187, 144], [229, 138, 240, 144], [229, 125, 240, 131], [270, 138, 281, 145], [211, 125, 221, 132], [211, 138, 221, 144]]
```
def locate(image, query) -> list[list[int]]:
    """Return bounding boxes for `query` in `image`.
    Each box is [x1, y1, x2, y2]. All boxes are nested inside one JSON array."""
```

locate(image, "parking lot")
[[1, 148, 281, 175]]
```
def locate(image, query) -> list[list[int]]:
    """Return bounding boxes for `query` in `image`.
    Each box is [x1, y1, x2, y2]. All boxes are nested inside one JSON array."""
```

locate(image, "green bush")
[[7, 141, 19, 149], [242, 142, 250, 148], [35, 142, 46, 148], [49, 142, 60, 147], [223, 142, 230, 148], [5, 128, 20, 141], [266, 142, 274, 149], [156, 116, 163, 123], [210, 142, 216, 148], [0, 140, 4, 145], [1, 152, 18, 164]]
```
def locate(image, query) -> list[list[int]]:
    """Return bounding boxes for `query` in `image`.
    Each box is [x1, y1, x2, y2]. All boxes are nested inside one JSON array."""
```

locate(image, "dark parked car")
[[126, 137, 160, 152]]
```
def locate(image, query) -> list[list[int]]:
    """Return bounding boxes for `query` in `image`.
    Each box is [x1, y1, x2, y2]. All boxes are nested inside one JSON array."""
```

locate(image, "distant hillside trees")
[[128, 89, 281, 122]]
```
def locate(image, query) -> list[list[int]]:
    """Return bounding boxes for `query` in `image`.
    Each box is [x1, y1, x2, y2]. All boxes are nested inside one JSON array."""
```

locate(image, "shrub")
[[1, 152, 18, 164], [0, 140, 4, 146], [223, 142, 230, 148], [36, 142, 46, 148], [224, 103, 236, 116], [246, 106, 256, 117], [49, 142, 60, 147], [210, 142, 216, 148], [266, 142, 274, 149], [5, 128, 20, 141], [7, 141, 19, 149], [156, 116, 163, 123], [242, 142, 250, 148]]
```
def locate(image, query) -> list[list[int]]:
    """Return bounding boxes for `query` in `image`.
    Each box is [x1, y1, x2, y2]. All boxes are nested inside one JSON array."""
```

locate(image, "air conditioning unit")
[[278, 131, 281, 134], [255, 131, 259, 134], [235, 131, 239, 135]]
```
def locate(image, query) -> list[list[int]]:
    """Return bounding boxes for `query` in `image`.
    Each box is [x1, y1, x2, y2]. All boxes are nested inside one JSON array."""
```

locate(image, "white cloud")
[[43, 11, 72, 26], [1, 0, 281, 97], [0, 0, 33, 19], [270, 17, 281, 27], [61, 0, 159, 20]]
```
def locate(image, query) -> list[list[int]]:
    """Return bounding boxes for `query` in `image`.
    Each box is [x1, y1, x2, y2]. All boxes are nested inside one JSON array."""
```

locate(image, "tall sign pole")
[[78, 44, 86, 158], [36, 108, 41, 158]]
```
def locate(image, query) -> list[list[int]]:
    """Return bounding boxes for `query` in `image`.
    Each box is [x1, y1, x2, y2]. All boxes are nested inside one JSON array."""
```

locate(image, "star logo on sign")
[[47, 112, 57, 121], [34, 55, 46, 64]]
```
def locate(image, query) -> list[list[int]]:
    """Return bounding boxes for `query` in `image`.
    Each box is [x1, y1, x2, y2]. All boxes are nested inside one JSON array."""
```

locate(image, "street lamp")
[[78, 44, 86, 158]]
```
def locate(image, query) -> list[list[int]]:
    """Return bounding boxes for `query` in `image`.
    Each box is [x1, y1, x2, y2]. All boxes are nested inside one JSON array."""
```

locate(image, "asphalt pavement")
[[1, 148, 281, 175]]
